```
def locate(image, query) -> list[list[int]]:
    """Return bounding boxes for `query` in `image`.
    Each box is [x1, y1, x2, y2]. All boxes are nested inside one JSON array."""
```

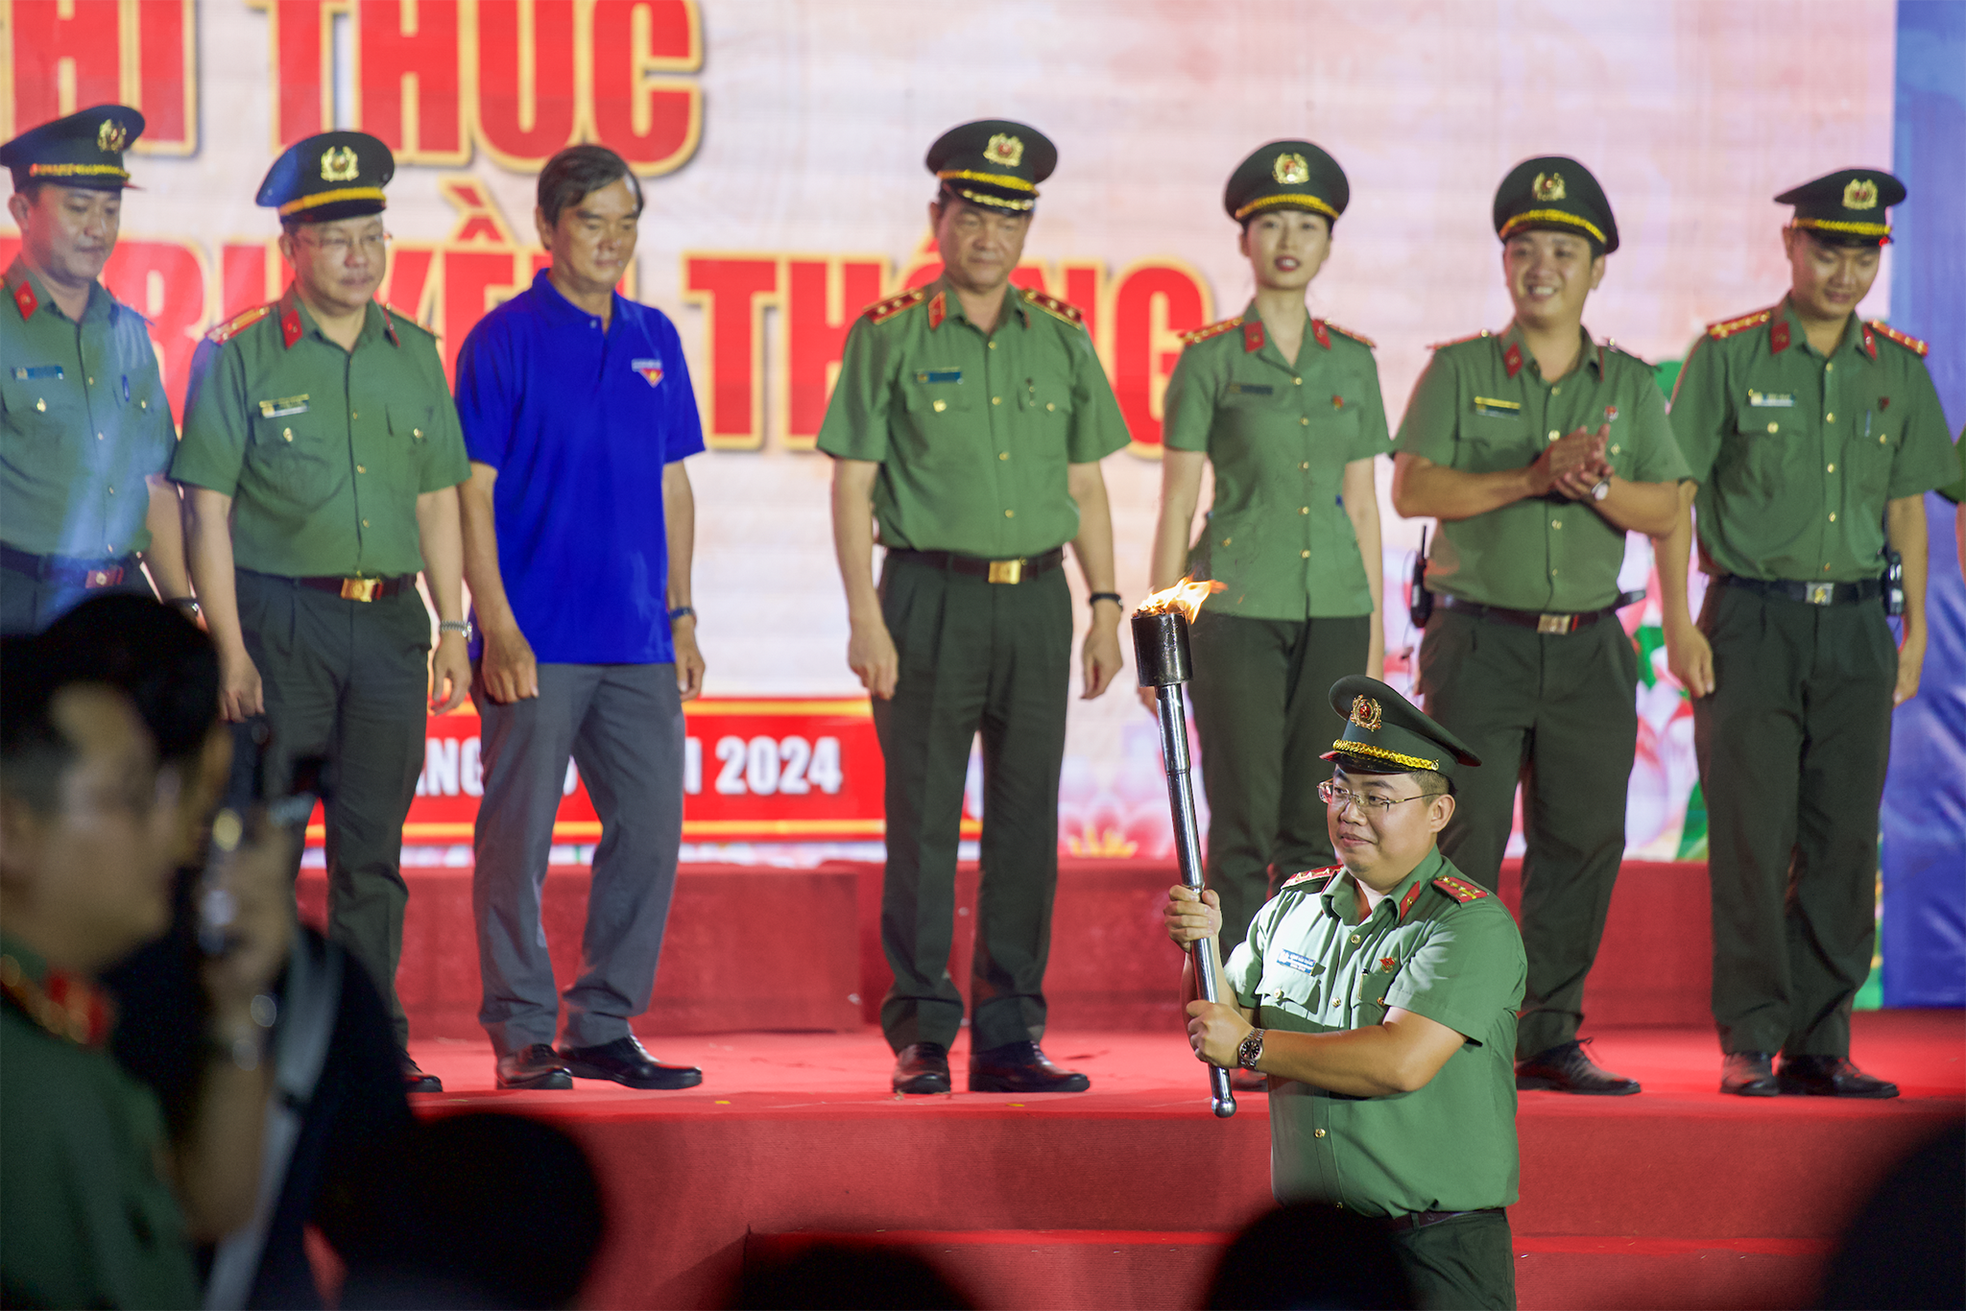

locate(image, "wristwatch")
[[1237, 1028, 1266, 1071], [438, 619, 473, 641], [1590, 477, 1612, 502]]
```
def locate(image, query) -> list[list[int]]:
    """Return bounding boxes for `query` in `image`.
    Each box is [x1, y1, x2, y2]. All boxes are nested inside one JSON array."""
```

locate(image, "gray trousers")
[[236, 569, 429, 1049], [471, 662, 685, 1056]]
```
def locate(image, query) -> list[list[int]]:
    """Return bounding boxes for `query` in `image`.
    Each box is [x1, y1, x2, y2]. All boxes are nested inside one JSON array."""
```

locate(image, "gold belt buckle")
[[340, 577, 381, 602], [987, 558, 1025, 585], [1805, 583, 1834, 605], [1535, 612, 1575, 635]]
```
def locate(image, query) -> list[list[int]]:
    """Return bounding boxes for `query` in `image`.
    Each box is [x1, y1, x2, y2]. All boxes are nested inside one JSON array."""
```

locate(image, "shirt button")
[[284, 428, 293, 441], [87, 376, 94, 385], [1300, 417, 1309, 427], [1045, 402, 1055, 412], [1768, 422, 1779, 434], [1823, 563, 1833, 572], [1004, 509, 1014, 518], [107, 486, 115, 495], [1552, 385, 1561, 395], [1300, 462, 1309, 470], [362, 519, 370, 528], [1301, 550, 1311, 559], [591, 319, 599, 328], [1825, 362, 1834, 372], [999, 451, 1009, 461], [413, 427, 422, 437], [988, 341, 996, 350], [1350, 933, 1361, 944], [356, 465, 366, 473], [96, 432, 104, 441], [933, 400, 947, 413], [1827, 463, 1836, 473], [1293, 377, 1302, 386], [1314, 1128, 1327, 1138], [351, 410, 358, 420], [991, 396, 1001, 405], [1551, 567, 1559, 576], [1826, 412, 1835, 423], [1552, 519, 1563, 529], [1300, 506, 1310, 515], [1548, 430, 1560, 441], [1610, 444, 1620, 454], [1829, 513, 1837, 522]]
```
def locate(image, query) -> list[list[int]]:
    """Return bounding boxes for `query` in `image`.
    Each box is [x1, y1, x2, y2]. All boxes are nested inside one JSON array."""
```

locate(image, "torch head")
[[1131, 610, 1192, 687]]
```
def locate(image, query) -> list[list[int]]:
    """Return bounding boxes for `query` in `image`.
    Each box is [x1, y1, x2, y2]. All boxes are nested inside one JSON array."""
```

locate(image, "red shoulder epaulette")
[[861, 286, 928, 325], [1281, 865, 1343, 891], [1325, 320, 1377, 349], [1426, 329, 1492, 351], [1021, 286, 1084, 327], [206, 303, 272, 344], [1868, 320, 1929, 358], [1181, 317, 1243, 347], [1432, 874, 1489, 903], [1705, 307, 1776, 340]]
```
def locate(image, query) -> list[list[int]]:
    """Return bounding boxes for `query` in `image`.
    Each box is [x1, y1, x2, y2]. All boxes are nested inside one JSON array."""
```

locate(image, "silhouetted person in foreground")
[[728, 1239, 975, 1311], [1206, 1202, 1416, 1310], [1819, 1118, 1965, 1310]]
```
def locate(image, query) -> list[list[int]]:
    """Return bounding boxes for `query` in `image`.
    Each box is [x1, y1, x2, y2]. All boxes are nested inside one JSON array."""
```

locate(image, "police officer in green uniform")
[[819, 121, 1131, 1096], [173, 132, 472, 1092], [1, 106, 191, 635], [1149, 141, 1390, 984], [1166, 676, 1525, 1311], [1659, 170, 1960, 1098], [1391, 157, 1686, 1096]]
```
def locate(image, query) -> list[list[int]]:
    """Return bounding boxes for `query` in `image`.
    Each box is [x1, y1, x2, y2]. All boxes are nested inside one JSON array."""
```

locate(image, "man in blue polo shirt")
[[455, 145, 706, 1091]]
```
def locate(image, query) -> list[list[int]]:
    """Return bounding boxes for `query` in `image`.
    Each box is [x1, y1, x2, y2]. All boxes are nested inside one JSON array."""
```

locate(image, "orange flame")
[[1134, 576, 1225, 625]]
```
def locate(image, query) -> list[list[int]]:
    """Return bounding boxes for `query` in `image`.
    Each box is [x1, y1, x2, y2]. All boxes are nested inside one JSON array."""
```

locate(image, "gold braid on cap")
[[1329, 740, 1441, 772], [28, 163, 131, 180], [1235, 193, 1340, 222], [1499, 209, 1606, 245], [278, 186, 388, 216], [948, 186, 1034, 212], [1790, 218, 1891, 238], [936, 168, 1036, 193]]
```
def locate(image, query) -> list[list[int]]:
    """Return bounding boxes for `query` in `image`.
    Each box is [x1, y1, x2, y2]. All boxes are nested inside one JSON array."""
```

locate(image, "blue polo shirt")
[[455, 271, 704, 665]]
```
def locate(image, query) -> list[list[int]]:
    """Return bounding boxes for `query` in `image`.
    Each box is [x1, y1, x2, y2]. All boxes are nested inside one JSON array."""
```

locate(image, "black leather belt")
[[887, 546, 1065, 585], [1438, 595, 1620, 636], [1386, 1206, 1504, 1232], [281, 573, 415, 601], [0, 543, 137, 590], [1723, 575, 1881, 606]]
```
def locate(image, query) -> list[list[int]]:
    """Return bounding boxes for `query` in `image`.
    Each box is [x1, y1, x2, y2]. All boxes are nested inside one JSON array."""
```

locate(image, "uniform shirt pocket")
[[1258, 954, 1324, 1020], [247, 411, 336, 510], [1730, 409, 1807, 498], [1, 370, 80, 442]]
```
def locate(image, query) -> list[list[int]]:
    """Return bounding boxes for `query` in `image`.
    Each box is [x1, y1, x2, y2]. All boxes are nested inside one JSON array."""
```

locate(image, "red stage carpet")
[[399, 1011, 1964, 1311]]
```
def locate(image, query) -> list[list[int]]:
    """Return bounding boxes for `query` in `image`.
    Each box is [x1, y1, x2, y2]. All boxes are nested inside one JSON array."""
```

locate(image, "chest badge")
[[258, 394, 310, 418], [1277, 949, 1321, 976], [632, 358, 664, 388], [11, 365, 64, 381], [1379, 956, 1399, 973], [1603, 405, 1618, 423]]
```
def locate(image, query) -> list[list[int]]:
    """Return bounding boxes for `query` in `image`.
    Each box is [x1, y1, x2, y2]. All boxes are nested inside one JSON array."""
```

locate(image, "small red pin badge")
[[1879, 396, 1890, 411], [632, 358, 664, 387], [1604, 405, 1619, 423], [1379, 956, 1398, 973]]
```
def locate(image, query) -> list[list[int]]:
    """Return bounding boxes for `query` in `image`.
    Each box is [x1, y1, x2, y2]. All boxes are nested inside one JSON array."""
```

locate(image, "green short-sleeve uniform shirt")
[[815, 278, 1130, 558], [1668, 298, 1961, 582], [1224, 847, 1526, 1215], [171, 288, 470, 578], [0, 938, 200, 1309], [1395, 322, 1690, 612], [1, 260, 175, 558], [1162, 307, 1391, 619]]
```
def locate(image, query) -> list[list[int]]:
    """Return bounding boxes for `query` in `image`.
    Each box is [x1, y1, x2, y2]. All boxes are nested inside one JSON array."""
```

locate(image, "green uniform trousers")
[[1694, 585, 1895, 1057], [1418, 607, 1638, 1058], [1391, 1210, 1517, 1311], [872, 552, 1072, 1052], [237, 569, 430, 1048], [1189, 611, 1370, 950]]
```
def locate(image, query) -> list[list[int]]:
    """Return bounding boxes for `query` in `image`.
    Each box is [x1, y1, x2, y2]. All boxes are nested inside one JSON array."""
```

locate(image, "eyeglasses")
[[1318, 781, 1439, 814], [297, 232, 391, 256]]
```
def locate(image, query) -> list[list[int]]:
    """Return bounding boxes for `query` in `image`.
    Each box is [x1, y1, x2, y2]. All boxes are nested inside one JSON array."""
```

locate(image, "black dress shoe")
[[400, 1052, 443, 1094], [1515, 1039, 1640, 1095], [967, 1040, 1090, 1093], [496, 1044, 573, 1090], [892, 1042, 951, 1095], [558, 1036, 702, 1090], [1720, 1051, 1779, 1096], [1777, 1054, 1899, 1099]]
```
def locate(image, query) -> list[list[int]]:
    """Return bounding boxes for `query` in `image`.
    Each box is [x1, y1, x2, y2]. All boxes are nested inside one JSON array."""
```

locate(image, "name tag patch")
[[258, 394, 309, 418], [632, 358, 664, 387], [915, 370, 962, 384], [1229, 382, 1274, 396], [1277, 948, 1322, 976], [1747, 391, 1795, 408], [1473, 396, 1520, 418], [12, 365, 63, 380]]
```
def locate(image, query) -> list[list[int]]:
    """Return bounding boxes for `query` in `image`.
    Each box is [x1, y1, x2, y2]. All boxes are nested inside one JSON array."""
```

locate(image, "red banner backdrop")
[[306, 696, 981, 847]]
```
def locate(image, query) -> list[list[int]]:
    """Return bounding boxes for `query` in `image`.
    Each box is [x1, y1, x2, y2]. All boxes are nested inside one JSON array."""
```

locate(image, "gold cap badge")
[[984, 133, 1024, 169], [1273, 152, 1310, 186], [1350, 695, 1383, 732], [1532, 171, 1566, 202], [320, 146, 360, 183], [1843, 177, 1879, 210], [97, 118, 128, 153]]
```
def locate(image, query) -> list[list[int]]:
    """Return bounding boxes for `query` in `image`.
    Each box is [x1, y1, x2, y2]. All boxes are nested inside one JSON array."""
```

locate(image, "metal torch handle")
[[1155, 682, 1237, 1119]]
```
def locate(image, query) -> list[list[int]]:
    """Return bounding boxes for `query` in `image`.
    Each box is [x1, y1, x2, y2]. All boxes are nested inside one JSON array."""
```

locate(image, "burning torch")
[[1132, 578, 1235, 1119]]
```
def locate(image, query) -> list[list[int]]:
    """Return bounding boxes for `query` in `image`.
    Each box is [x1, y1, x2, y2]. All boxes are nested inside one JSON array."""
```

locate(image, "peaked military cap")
[[926, 120, 1056, 214], [1493, 155, 1618, 254], [1775, 168, 1905, 246], [1, 105, 144, 192], [1224, 140, 1349, 225], [257, 131, 394, 222], [1322, 675, 1481, 783]]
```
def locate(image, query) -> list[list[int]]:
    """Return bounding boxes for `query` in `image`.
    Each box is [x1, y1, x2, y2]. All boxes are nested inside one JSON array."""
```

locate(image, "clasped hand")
[[1162, 885, 1251, 1067], [1532, 424, 1615, 501]]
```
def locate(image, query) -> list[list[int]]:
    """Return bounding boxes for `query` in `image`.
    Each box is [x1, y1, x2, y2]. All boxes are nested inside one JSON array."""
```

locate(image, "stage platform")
[[393, 1011, 1964, 1311], [297, 856, 1714, 1041]]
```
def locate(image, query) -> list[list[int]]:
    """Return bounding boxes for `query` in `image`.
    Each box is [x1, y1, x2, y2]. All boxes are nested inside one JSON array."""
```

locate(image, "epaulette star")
[[1324, 320, 1377, 349], [861, 286, 928, 326], [1427, 329, 1493, 351], [1281, 865, 1343, 891], [206, 303, 273, 344], [1020, 286, 1085, 326], [1180, 317, 1243, 347], [1432, 874, 1489, 904], [1868, 320, 1929, 358], [1705, 307, 1776, 340]]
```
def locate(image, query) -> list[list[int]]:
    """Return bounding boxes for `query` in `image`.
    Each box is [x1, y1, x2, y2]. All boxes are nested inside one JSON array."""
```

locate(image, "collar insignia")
[[1312, 318, 1331, 350], [1242, 318, 1265, 353], [12, 280, 37, 320], [1503, 341, 1524, 378], [927, 290, 946, 331], [1770, 319, 1791, 354]]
